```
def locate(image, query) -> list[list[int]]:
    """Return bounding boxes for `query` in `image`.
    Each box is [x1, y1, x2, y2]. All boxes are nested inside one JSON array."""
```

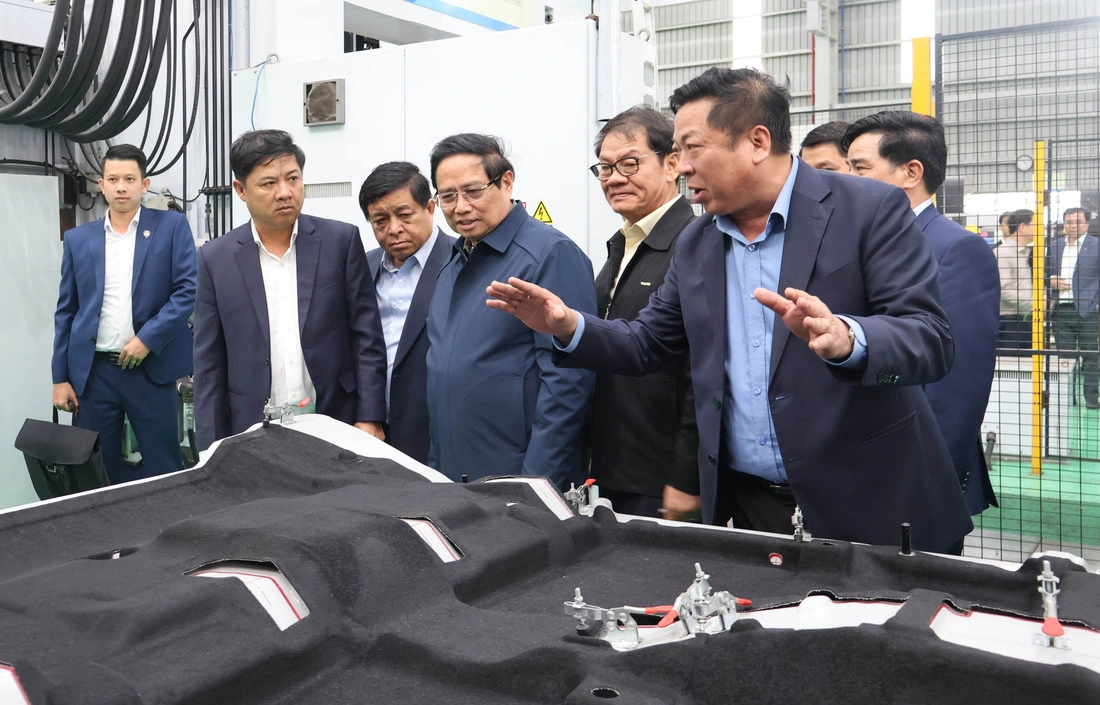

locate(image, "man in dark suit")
[[798, 121, 850, 173], [588, 106, 700, 519], [1048, 207, 1100, 409], [52, 144, 197, 484], [488, 68, 971, 553], [359, 162, 456, 464], [844, 111, 1000, 518], [193, 130, 387, 450]]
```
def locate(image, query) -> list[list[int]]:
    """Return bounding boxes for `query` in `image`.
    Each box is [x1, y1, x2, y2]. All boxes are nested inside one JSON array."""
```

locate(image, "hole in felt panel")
[[85, 547, 139, 560], [399, 517, 464, 562], [0, 664, 30, 704], [187, 560, 310, 631], [591, 687, 620, 698], [480, 476, 575, 520]]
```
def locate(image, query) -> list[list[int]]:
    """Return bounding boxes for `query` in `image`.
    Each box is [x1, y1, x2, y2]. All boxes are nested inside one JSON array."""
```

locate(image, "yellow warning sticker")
[[533, 201, 553, 224]]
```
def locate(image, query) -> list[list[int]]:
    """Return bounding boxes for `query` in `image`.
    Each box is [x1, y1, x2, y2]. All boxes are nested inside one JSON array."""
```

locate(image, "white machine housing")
[[230, 18, 657, 264]]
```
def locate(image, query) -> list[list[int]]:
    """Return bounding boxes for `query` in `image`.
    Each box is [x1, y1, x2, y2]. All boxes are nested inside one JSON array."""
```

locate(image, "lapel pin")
[[143, 230, 150, 238]]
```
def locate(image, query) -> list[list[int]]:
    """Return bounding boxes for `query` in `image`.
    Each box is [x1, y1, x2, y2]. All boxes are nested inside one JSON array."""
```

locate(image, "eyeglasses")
[[433, 174, 503, 208], [589, 152, 664, 181]]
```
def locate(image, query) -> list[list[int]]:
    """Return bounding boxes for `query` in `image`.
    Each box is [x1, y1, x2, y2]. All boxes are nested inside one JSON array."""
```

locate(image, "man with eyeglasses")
[[425, 133, 596, 488], [587, 106, 701, 521]]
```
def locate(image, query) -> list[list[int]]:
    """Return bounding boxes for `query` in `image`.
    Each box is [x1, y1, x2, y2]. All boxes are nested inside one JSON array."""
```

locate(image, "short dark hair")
[[799, 121, 850, 157], [230, 129, 306, 183], [999, 211, 1012, 225], [103, 144, 148, 179], [1007, 208, 1034, 236], [841, 111, 948, 194], [594, 105, 675, 159], [429, 133, 514, 190], [668, 67, 792, 155], [359, 162, 432, 218], [1063, 206, 1089, 222]]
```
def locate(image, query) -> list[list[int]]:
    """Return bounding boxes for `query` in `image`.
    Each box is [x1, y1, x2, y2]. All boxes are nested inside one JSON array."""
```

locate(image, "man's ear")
[[904, 160, 925, 191]]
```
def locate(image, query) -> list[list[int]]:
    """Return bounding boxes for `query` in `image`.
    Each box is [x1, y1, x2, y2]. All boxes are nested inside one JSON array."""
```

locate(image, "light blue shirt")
[[376, 228, 439, 407], [562, 159, 866, 483]]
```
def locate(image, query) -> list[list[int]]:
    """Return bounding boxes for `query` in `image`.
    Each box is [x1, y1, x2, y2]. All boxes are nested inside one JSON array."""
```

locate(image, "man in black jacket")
[[588, 106, 700, 519]]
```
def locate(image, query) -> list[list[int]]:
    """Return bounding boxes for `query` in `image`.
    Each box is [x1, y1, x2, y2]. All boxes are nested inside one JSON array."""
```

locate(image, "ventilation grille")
[[304, 181, 352, 199]]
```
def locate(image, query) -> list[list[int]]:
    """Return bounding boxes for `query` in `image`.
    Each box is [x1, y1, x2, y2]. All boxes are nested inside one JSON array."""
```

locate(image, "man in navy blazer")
[[52, 144, 197, 483], [1047, 207, 1100, 408], [193, 130, 387, 450], [844, 111, 1000, 517], [360, 162, 456, 464], [488, 69, 971, 553]]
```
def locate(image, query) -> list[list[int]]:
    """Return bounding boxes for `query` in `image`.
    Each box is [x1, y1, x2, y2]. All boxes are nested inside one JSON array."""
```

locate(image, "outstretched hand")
[[753, 287, 854, 361], [486, 278, 580, 344]]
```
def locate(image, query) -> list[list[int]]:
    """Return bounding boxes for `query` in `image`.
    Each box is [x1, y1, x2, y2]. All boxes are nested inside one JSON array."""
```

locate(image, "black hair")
[[999, 211, 1012, 225], [103, 144, 149, 179], [841, 111, 948, 194], [428, 133, 513, 190], [1063, 206, 1090, 222], [230, 129, 306, 183], [799, 121, 850, 156], [668, 67, 792, 155], [1007, 208, 1034, 236], [594, 105, 675, 159], [359, 162, 432, 218]]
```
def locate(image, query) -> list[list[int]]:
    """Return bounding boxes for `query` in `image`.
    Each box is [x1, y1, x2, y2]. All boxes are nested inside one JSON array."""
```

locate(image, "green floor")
[[976, 401, 1100, 548]]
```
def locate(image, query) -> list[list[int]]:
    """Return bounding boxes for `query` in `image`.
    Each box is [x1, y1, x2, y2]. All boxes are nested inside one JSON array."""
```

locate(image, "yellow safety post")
[[911, 37, 933, 116], [1031, 140, 1047, 476]]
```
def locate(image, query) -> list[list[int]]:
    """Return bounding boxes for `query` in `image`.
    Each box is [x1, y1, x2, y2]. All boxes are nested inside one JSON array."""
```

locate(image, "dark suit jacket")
[[915, 205, 1000, 515], [559, 162, 972, 553], [367, 229, 456, 465], [53, 208, 197, 395], [1047, 233, 1100, 316], [591, 197, 699, 496], [193, 214, 387, 450]]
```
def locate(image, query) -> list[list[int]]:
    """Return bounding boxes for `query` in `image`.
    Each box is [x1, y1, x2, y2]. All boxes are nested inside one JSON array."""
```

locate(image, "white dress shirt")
[[1059, 235, 1084, 301], [912, 198, 934, 217], [252, 221, 316, 408], [96, 208, 140, 352], [376, 228, 439, 407]]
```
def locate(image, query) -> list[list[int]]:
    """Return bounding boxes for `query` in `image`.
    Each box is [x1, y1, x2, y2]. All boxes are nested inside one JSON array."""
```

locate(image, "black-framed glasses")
[[589, 152, 664, 181], [433, 174, 504, 208]]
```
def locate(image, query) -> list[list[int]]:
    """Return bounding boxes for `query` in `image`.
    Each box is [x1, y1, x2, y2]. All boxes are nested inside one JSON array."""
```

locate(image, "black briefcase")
[[14, 409, 110, 500]]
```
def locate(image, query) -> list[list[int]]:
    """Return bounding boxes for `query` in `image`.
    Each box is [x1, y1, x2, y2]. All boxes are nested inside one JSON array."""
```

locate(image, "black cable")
[[20, 0, 107, 125], [72, 0, 174, 142], [150, 0, 203, 178], [147, 4, 179, 170], [50, 0, 146, 134]]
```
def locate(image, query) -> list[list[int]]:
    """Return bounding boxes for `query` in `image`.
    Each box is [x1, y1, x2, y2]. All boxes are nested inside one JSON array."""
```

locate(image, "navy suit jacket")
[[915, 205, 1000, 515], [367, 229, 455, 464], [53, 208, 197, 395], [193, 214, 387, 450], [558, 162, 972, 552], [1047, 233, 1100, 316]]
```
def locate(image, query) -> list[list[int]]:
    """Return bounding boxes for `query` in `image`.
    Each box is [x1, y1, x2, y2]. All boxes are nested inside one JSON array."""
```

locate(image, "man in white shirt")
[[996, 209, 1035, 353], [52, 144, 198, 483], [193, 130, 387, 449], [1048, 207, 1100, 409], [360, 162, 455, 464]]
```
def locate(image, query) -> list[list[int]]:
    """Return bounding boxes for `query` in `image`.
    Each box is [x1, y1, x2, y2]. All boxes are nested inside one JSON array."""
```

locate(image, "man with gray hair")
[[588, 106, 700, 520]]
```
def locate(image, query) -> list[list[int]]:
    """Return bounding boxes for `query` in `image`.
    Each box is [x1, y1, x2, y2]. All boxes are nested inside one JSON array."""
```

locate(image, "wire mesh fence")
[[937, 16, 1100, 562]]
